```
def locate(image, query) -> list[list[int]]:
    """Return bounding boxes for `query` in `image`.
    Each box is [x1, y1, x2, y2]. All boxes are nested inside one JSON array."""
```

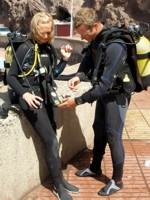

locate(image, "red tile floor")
[[23, 91, 150, 200]]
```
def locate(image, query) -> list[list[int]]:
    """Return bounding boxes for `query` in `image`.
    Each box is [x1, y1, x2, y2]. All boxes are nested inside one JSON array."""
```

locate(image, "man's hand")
[[147, 87, 150, 92], [60, 44, 73, 61], [68, 76, 80, 90], [58, 97, 77, 108]]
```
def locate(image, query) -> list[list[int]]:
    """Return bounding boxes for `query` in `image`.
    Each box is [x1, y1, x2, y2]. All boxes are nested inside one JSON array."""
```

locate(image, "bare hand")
[[68, 76, 80, 90], [147, 87, 150, 92], [57, 97, 76, 108], [22, 92, 43, 109], [60, 44, 73, 61]]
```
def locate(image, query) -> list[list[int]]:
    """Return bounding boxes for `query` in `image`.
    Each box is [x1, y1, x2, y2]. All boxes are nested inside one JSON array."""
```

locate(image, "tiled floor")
[[23, 91, 150, 200]]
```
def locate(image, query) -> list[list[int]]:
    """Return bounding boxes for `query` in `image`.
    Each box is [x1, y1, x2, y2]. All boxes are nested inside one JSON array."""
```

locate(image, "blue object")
[[0, 57, 4, 70]]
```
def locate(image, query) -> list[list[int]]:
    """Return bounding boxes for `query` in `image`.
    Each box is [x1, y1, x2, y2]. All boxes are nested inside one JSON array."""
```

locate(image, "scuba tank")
[[136, 35, 150, 89], [127, 23, 150, 90]]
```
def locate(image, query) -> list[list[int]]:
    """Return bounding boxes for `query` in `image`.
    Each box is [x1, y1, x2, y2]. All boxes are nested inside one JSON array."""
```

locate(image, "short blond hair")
[[74, 8, 99, 29], [30, 12, 54, 43]]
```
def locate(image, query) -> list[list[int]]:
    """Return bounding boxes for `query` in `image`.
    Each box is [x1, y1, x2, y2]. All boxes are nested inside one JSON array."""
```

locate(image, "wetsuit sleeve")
[[75, 48, 94, 81], [53, 58, 68, 78], [7, 43, 30, 96], [76, 42, 127, 103]]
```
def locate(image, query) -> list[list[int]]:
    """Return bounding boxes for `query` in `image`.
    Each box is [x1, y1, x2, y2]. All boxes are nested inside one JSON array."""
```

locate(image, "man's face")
[[76, 24, 97, 42], [36, 21, 52, 44]]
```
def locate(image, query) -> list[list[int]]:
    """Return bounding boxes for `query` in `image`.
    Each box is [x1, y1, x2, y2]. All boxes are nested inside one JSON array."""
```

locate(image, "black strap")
[[91, 27, 136, 86], [55, 73, 77, 81], [91, 43, 105, 85], [137, 52, 150, 59], [9, 37, 35, 93], [48, 44, 58, 68]]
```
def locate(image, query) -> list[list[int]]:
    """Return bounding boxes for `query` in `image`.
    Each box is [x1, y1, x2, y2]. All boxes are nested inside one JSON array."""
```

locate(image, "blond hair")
[[74, 8, 99, 29], [30, 12, 54, 43]]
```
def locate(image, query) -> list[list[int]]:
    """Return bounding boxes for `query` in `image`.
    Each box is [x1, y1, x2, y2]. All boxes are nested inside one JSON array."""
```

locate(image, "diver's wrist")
[[75, 96, 84, 105]]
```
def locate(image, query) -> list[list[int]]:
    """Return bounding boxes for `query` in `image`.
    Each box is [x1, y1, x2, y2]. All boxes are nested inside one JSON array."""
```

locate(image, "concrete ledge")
[[0, 108, 49, 200]]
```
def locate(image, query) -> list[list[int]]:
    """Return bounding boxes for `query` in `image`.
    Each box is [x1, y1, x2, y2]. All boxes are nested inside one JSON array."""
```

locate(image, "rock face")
[[0, 0, 149, 35]]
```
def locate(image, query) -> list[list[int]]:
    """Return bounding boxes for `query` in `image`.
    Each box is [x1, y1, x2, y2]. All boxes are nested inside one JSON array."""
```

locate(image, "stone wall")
[[0, 0, 149, 36]]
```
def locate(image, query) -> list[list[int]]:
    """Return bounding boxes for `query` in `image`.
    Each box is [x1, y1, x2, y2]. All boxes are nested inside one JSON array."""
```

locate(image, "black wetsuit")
[[76, 29, 135, 181], [7, 40, 67, 186]]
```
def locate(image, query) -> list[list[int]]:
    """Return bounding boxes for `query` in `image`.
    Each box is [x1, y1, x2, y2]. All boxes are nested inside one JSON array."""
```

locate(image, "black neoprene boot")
[[0, 103, 9, 119], [62, 176, 79, 193], [54, 184, 73, 200], [98, 179, 123, 196]]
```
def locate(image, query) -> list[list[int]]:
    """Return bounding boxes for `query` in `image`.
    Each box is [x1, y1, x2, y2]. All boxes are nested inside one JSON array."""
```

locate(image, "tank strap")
[[137, 52, 150, 59], [18, 43, 39, 78]]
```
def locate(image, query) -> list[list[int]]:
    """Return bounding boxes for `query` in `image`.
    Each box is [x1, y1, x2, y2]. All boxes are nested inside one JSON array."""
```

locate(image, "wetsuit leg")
[[90, 99, 107, 173], [23, 104, 62, 182], [104, 95, 130, 181]]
